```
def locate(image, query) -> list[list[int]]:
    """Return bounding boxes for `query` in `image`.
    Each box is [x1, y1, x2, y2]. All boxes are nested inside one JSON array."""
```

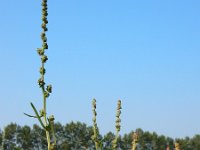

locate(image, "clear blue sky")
[[0, 0, 200, 138]]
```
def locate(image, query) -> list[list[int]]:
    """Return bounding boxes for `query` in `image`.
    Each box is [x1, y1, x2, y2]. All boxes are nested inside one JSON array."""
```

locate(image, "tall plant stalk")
[[25, 0, 56, 149], [112, 100, 122, 150], [92, 99, 122, 150], [132, 132, 139, 150], [92, 99, 100, 150], [174, 142, 180, 150]]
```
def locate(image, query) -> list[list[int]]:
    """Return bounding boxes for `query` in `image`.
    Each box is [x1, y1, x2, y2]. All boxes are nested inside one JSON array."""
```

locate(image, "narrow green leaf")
[[30, 102, 46, 129], [24, 113, 38, 118]]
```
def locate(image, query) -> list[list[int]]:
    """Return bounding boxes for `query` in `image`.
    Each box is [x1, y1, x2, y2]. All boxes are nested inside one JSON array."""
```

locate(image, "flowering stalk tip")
[[112, 100, 122, 150]]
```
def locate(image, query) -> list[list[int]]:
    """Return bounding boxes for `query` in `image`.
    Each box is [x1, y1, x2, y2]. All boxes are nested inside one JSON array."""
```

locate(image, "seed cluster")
[[92, 99, 100, 150], [37, 0, 52, 98], [115, 100, 122, 132], [112, 100, 122, 150]]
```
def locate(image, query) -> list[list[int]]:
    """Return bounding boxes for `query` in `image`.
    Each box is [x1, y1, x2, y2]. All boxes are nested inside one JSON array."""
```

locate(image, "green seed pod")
[[92, 99, 96, 108], [40, 109, 45, 116], [46, 85, 52, 93], [116, 110, 121, 117], [42, 8, 47, 12], [41, 23, 46, 29], [43, 42, 48, 49], [48, 115, 55, 122], [44, 19, 48, 24], [44, 91, 50, 98], [41, 35, 47, 42], [43, 5, 48, 9], [44, 27, 48, 32], [40, 67, 46, 75], [42, 2, 47, 7], [92, 117, 96, 122], [41, 55, 48, 63], [42, 16, 46, 21], [116, 124, 120, 131], [42, 11, 48, 17], [38, 78, 45, 87], [37, 48, 44, 56], [41, 32, 46, 38], [116, 118, 121, 123], [93, 110, 97, 116]]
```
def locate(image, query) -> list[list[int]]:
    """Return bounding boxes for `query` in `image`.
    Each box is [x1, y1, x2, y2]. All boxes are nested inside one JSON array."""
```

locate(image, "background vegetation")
[[1, 122, 200, 150]]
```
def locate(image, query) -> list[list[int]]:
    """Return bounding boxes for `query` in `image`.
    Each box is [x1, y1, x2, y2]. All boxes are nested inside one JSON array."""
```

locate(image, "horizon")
[[0, 0, 200, 139]]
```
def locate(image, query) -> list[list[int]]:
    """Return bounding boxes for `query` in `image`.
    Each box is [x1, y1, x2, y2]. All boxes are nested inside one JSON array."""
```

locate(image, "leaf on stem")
[[24, 113, 38, 118], [30, 102, 46, 129]]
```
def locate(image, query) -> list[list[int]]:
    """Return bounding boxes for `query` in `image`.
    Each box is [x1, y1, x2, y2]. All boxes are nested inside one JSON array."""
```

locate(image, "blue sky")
[[0, 0, 200, 138]]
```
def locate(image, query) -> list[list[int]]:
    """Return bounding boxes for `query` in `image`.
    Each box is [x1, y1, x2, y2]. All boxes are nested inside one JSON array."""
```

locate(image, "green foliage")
[[121, 133, 133, 149], [0, 130, 2, 148], [31, 124, 47, 150], [16, 125, 33, 150], [103, 132, 115, 149], [2, 122, 200, 149], [1, 123, 19, 150], [64, 122, 94, 149]]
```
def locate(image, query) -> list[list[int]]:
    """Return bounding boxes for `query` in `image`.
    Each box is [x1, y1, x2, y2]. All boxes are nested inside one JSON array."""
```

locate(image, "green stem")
[[42, 84, 51, 148], [41, 60, 51, 148], [95, 142, 99, 150], [113, 132, 119, 150], [51, 121, 57, 145]]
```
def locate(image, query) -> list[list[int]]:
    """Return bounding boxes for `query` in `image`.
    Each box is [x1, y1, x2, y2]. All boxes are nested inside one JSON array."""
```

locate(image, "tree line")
[[0, 121, 200, 150]]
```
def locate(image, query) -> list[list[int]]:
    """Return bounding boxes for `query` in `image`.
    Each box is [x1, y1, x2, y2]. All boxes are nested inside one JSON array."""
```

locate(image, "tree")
[[191, 135, 200, 150], [0, 129, 2, 148], [16, 125, 33, 150], [2, 123, 19, 150], [31, 124, 47, 150], [166, 137, 174, 150], [140, 131, 153, 150], [53, 122, 67, 149], [103, 132, 115, 149], [154, 135, 166, 150], [121, 132, 133, 149], [63, 122, 94, 149], [1, 122, 200, 149]]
